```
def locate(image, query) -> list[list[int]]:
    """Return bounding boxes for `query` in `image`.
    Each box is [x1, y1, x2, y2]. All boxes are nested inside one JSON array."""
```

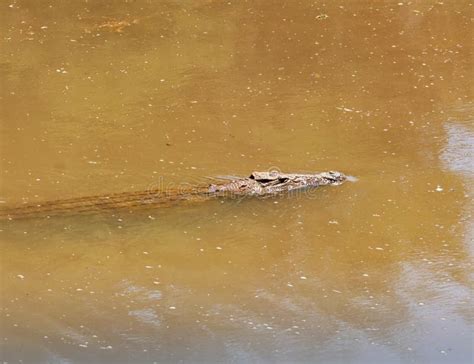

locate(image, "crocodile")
[[0, 171, 346, 220]]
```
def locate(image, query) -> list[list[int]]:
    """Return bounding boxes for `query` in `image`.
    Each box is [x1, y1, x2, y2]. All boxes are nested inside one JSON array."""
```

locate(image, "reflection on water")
[[441, 116, 474, 262], [0, 0, 473, 363], [442, 121, 474, 177]]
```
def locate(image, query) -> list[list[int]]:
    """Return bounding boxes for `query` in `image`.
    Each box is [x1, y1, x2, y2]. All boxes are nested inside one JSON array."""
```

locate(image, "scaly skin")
[[210, 171, 346, 196], [0, 171, 346, 220]]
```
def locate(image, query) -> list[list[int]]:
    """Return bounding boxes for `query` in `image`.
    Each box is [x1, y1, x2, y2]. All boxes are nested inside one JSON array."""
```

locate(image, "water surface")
[[0, 1, 473, 363]]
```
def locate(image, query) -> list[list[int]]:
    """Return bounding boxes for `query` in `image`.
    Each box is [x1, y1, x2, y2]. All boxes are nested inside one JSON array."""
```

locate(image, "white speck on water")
[[169, 306, 176, 310], [362, 273, 369, 277], [216, 246, 222, 250], [328, 220, 339, 224], [300, 276, 307, 280], [17, 274, 25, 279], [435, 185, 443, 192], [145, 266, 153, 269]]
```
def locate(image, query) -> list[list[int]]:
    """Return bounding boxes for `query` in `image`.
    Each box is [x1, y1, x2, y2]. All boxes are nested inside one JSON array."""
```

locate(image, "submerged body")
[[0, 171, 346, 220]]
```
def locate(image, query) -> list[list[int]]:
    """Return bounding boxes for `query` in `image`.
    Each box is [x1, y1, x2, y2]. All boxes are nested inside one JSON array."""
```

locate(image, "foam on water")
[[346, 175, 359, 183]]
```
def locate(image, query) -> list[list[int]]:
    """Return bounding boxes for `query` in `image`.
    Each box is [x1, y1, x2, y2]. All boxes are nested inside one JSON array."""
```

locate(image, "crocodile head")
[[209, 171, 347, 196], [249, 170, 347, 194]]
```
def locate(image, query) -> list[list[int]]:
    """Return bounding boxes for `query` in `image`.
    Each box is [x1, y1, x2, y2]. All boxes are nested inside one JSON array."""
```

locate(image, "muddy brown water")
[[0, 1, 473, 363]]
